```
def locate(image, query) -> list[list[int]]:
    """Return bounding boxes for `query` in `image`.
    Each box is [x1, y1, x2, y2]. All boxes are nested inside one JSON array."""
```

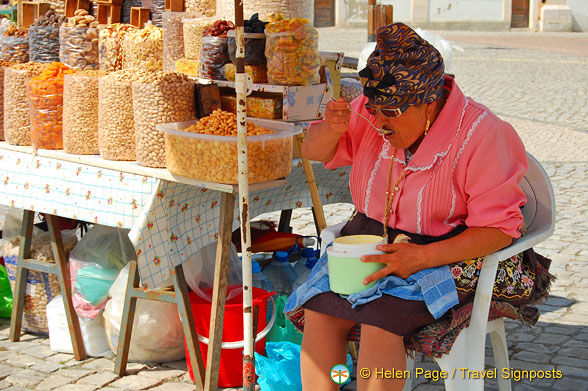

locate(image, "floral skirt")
[[288, 212, 554, 356]]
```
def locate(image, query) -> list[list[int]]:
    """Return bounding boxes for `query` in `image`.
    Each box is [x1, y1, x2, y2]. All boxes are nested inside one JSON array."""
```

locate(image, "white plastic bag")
[[103, 264, 186, 362], [69, 224, 134, 309], [182, 242, 243, 302], [46, 295, 111, 357]]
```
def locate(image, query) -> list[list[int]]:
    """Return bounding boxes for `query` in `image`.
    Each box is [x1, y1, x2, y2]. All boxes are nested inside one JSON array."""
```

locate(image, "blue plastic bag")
[[255, 342, 353, 391]]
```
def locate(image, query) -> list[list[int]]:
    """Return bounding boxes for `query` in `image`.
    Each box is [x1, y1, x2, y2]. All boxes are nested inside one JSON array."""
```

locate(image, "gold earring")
[[424, 119, 430, 136]]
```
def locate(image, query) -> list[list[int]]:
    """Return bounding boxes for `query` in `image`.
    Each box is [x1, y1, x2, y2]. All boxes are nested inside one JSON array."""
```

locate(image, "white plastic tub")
[[157, 118, 302, 184]]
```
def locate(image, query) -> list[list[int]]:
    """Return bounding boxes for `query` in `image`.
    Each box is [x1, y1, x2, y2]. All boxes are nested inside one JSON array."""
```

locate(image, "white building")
[[317, 0, 587, 32]]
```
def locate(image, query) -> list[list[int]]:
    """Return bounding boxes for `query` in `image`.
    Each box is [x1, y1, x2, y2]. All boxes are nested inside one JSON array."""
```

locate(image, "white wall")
[[429, 0, 504, 21], [380, 0, 412, 21], [566, 0, 588, 31]]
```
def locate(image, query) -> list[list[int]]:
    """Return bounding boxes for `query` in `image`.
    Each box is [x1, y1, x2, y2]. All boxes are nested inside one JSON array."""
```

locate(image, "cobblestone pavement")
[[0, 29, 586, 391]]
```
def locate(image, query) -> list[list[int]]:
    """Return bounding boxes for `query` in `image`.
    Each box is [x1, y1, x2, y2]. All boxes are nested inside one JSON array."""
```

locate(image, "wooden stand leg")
[[46, 215, 86, 361], [295, 134, 327, 233], [204, 192, 236, 391], [174, 264, 204, 391], [9, 210, 34, 342], [114, 259, 140, 376]]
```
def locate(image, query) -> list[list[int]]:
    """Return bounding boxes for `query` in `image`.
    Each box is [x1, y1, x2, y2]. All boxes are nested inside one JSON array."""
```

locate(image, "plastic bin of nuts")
[[157, 111, 301, 184]]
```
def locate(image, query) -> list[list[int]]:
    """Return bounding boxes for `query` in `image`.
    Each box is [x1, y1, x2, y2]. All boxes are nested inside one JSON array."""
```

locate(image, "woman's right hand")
[[324, 98, 351, 136]]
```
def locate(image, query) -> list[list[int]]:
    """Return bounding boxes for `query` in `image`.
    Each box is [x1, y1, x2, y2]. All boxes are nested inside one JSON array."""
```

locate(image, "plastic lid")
[[302, 247, 315, 258], [252, 260, 262, 273], [227, 30, 265, 38], [275, 251, 289, 262]]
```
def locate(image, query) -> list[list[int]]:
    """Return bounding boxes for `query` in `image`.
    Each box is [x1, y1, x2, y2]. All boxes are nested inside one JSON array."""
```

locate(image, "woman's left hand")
[[360, 242, 427, 284]]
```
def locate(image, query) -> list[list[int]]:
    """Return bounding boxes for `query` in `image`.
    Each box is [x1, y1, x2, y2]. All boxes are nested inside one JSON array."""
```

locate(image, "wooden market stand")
[[3, 131, 335, 390]]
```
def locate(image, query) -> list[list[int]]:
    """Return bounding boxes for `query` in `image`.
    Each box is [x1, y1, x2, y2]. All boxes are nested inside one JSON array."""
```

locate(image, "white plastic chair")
[[319, 153, 555, 391]]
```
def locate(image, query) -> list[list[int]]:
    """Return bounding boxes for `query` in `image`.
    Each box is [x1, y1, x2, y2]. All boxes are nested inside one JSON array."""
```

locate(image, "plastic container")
[[253, 259, 275, 322], [157, 118, 302, 184], [264, 23, 320, 86], [59, 26, 99, 70], [46, 295, 110, 357], [182, 17, 215, 60], [0, 35, 29, 63], [292, 247, 318, 291], [199, 36, 229, 80], [227, 30, 266, 65], [262, 251, 297, 299], [186, 287, 274, 387], [327, 235, 386, 295], [29, 25, 60, 63]]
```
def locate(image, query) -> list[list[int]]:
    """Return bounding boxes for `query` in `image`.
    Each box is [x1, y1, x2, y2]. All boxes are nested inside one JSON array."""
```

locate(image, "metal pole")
[[234, 1, 255, 389]]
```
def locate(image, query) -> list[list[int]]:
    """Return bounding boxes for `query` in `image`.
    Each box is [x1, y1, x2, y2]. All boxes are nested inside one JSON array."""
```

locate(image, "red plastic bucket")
[[186, 286, 274, 388]]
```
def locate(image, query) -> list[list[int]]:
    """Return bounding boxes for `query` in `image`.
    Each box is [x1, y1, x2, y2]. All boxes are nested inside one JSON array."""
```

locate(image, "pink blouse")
[[322, 76, 527, 238]]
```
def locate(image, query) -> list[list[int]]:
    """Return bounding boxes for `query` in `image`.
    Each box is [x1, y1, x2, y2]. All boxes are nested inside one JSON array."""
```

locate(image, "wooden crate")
[[17, 0, 51, 28], [98, 0, 122, 4], [97, 2, 121, 23], [164, 0, 183, 12], [65, 0, 90, 17], [130, 6, 149, 28]]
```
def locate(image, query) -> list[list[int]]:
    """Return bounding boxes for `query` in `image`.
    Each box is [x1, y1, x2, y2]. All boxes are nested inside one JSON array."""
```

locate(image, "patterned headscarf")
[[359, 23, 445, 108]]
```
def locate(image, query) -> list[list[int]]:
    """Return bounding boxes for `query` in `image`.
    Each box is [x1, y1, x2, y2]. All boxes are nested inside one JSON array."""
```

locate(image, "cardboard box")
[[213, 66, 334, 122]]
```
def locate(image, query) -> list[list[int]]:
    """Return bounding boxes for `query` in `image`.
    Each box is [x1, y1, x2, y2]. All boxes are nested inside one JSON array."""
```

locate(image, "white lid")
[[227, 30, 265, 39], [156, 117, 302, 142]]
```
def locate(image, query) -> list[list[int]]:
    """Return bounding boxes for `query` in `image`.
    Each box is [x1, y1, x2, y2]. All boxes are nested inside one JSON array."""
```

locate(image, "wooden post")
[[386, 4, 393, 24], [203, 192, 236, 391], [9, 212, 86, 360], [367, 0, 376, 42]]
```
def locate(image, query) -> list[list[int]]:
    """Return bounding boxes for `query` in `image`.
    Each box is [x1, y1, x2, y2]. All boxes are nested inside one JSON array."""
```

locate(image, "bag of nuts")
[[63, 71, 106, 154], [122, 23, 163, 71], [0, 60, 14, 140], [98, 70, 145, 161], [99, 24, 136, 72], [0, 34, 29, 64], [59, 25, 100, 70], [163, 12, 196, 72], [132, 72, 196, 168], [199, 36, 229, 80], [185, 0, 215, 15], [59, 10, 100, 70], [142, 0, 166, 27], [29, 10, 67, 63], [4, 63, 47, 146], [182, 16, 215, 60]]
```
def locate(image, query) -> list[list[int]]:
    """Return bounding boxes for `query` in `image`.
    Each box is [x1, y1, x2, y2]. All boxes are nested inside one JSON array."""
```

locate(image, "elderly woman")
[[284, 23, 552, 391]]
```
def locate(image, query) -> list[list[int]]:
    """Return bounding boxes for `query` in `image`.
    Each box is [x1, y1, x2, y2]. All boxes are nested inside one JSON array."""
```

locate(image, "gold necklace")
[[383, 148, 406, 244]]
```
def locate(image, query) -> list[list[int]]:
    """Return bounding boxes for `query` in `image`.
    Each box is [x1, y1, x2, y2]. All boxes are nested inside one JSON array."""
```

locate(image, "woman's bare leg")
[[357, 324, 406, 391], [301, 308, 356, 391]]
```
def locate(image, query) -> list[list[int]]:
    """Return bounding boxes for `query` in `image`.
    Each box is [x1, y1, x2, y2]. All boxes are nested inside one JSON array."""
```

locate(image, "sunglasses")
[[365, 104, 408, 118]]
